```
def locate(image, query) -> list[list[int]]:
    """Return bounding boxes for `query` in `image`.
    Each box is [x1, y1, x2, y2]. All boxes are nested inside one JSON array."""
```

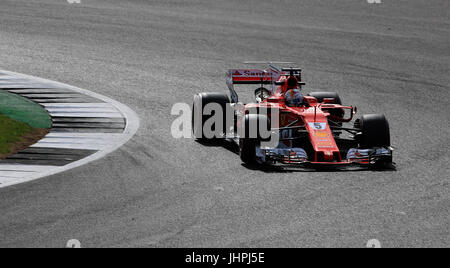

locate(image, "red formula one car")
[[192, 64, 393, 169]]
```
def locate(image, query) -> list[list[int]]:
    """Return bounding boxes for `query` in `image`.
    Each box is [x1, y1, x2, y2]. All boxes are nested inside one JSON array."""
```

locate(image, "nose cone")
[[303, 109, 342, 162]]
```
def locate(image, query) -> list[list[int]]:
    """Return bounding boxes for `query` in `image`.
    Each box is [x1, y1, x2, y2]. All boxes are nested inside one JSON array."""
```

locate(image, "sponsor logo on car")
[[314, 131, 329, 138]]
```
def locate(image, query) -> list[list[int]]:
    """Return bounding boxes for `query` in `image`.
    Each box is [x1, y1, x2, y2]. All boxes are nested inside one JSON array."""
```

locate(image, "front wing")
[[255, 146, 393, 168]]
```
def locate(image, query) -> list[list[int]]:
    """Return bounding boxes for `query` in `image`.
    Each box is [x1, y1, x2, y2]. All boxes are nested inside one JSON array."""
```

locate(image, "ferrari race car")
[[192, 64, 393, 169]]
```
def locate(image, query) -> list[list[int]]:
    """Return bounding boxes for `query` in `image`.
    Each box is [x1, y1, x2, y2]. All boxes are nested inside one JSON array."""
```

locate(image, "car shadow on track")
[[195, 139, 397, 173], [196, 138, 240, 154], [244, 163, 397, 174]]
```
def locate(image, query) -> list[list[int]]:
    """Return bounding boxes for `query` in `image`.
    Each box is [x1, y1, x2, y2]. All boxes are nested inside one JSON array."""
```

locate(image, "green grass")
[[0, 90, 52, 129], [0, 114, 34, 155], [0, 90, 51, 155]]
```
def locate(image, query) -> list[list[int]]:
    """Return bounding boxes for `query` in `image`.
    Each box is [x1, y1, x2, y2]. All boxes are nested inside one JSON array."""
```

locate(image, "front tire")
[[358, 114, 391, 148]]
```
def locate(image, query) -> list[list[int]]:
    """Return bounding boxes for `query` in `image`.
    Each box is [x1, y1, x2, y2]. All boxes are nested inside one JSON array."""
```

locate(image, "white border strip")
[[0, 70, 140, 189]]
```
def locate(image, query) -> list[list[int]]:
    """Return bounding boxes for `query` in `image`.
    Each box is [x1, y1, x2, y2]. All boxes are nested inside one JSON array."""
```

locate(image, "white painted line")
[[44, 132, 125, 138], [0, 80, 31, 84], [46, 107, 119, 113], [32, 134, 121, 149], [0, 177, 21, 184], [0, 84, 60, 89], [0, 165, 59, 172], [0, 171, 39, 178], [0, 70, 140, 189], [42, 103, 113, 108], [21, 94, 83, 98], [36, 137, 120, 144], [49, 112, 124, 118], [31, 143, 108, 150], [39, 136, 122, 143]]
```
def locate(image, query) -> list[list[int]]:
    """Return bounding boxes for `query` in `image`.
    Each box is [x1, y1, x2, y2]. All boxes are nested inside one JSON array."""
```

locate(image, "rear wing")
[[226, 66, 304, 103], [227, 69, 280, 84], [226, 67, 281, 103]]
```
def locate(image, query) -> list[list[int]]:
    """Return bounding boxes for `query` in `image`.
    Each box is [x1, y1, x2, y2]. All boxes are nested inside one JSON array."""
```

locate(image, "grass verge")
[[0, 90, 52, 129], [0, 90, 52, 159], [0, 114, 49, 159]]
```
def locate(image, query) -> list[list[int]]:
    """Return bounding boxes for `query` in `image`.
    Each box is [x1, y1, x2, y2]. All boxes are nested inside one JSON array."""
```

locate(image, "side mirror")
[[323, 98, 335, 104], [303, 96, 318, 105]]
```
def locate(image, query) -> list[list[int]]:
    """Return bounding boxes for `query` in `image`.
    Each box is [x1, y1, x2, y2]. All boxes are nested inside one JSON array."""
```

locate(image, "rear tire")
[[192, 92, 230, 140], [307, 92, 342, 105], [240, 138, 258, 165], [358, 114, 391, 148]]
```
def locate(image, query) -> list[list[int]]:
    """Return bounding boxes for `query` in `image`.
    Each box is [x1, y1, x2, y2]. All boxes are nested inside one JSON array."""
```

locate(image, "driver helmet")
[[285, 77, 304, 107]]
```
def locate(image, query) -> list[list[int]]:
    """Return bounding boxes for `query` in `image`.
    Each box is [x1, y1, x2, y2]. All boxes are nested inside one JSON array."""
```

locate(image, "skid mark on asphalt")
[[0, 71, 139, 188]]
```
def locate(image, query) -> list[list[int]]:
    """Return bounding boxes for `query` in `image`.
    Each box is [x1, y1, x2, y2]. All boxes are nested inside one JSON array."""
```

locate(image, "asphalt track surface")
[[0, 0, 449, 248]]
